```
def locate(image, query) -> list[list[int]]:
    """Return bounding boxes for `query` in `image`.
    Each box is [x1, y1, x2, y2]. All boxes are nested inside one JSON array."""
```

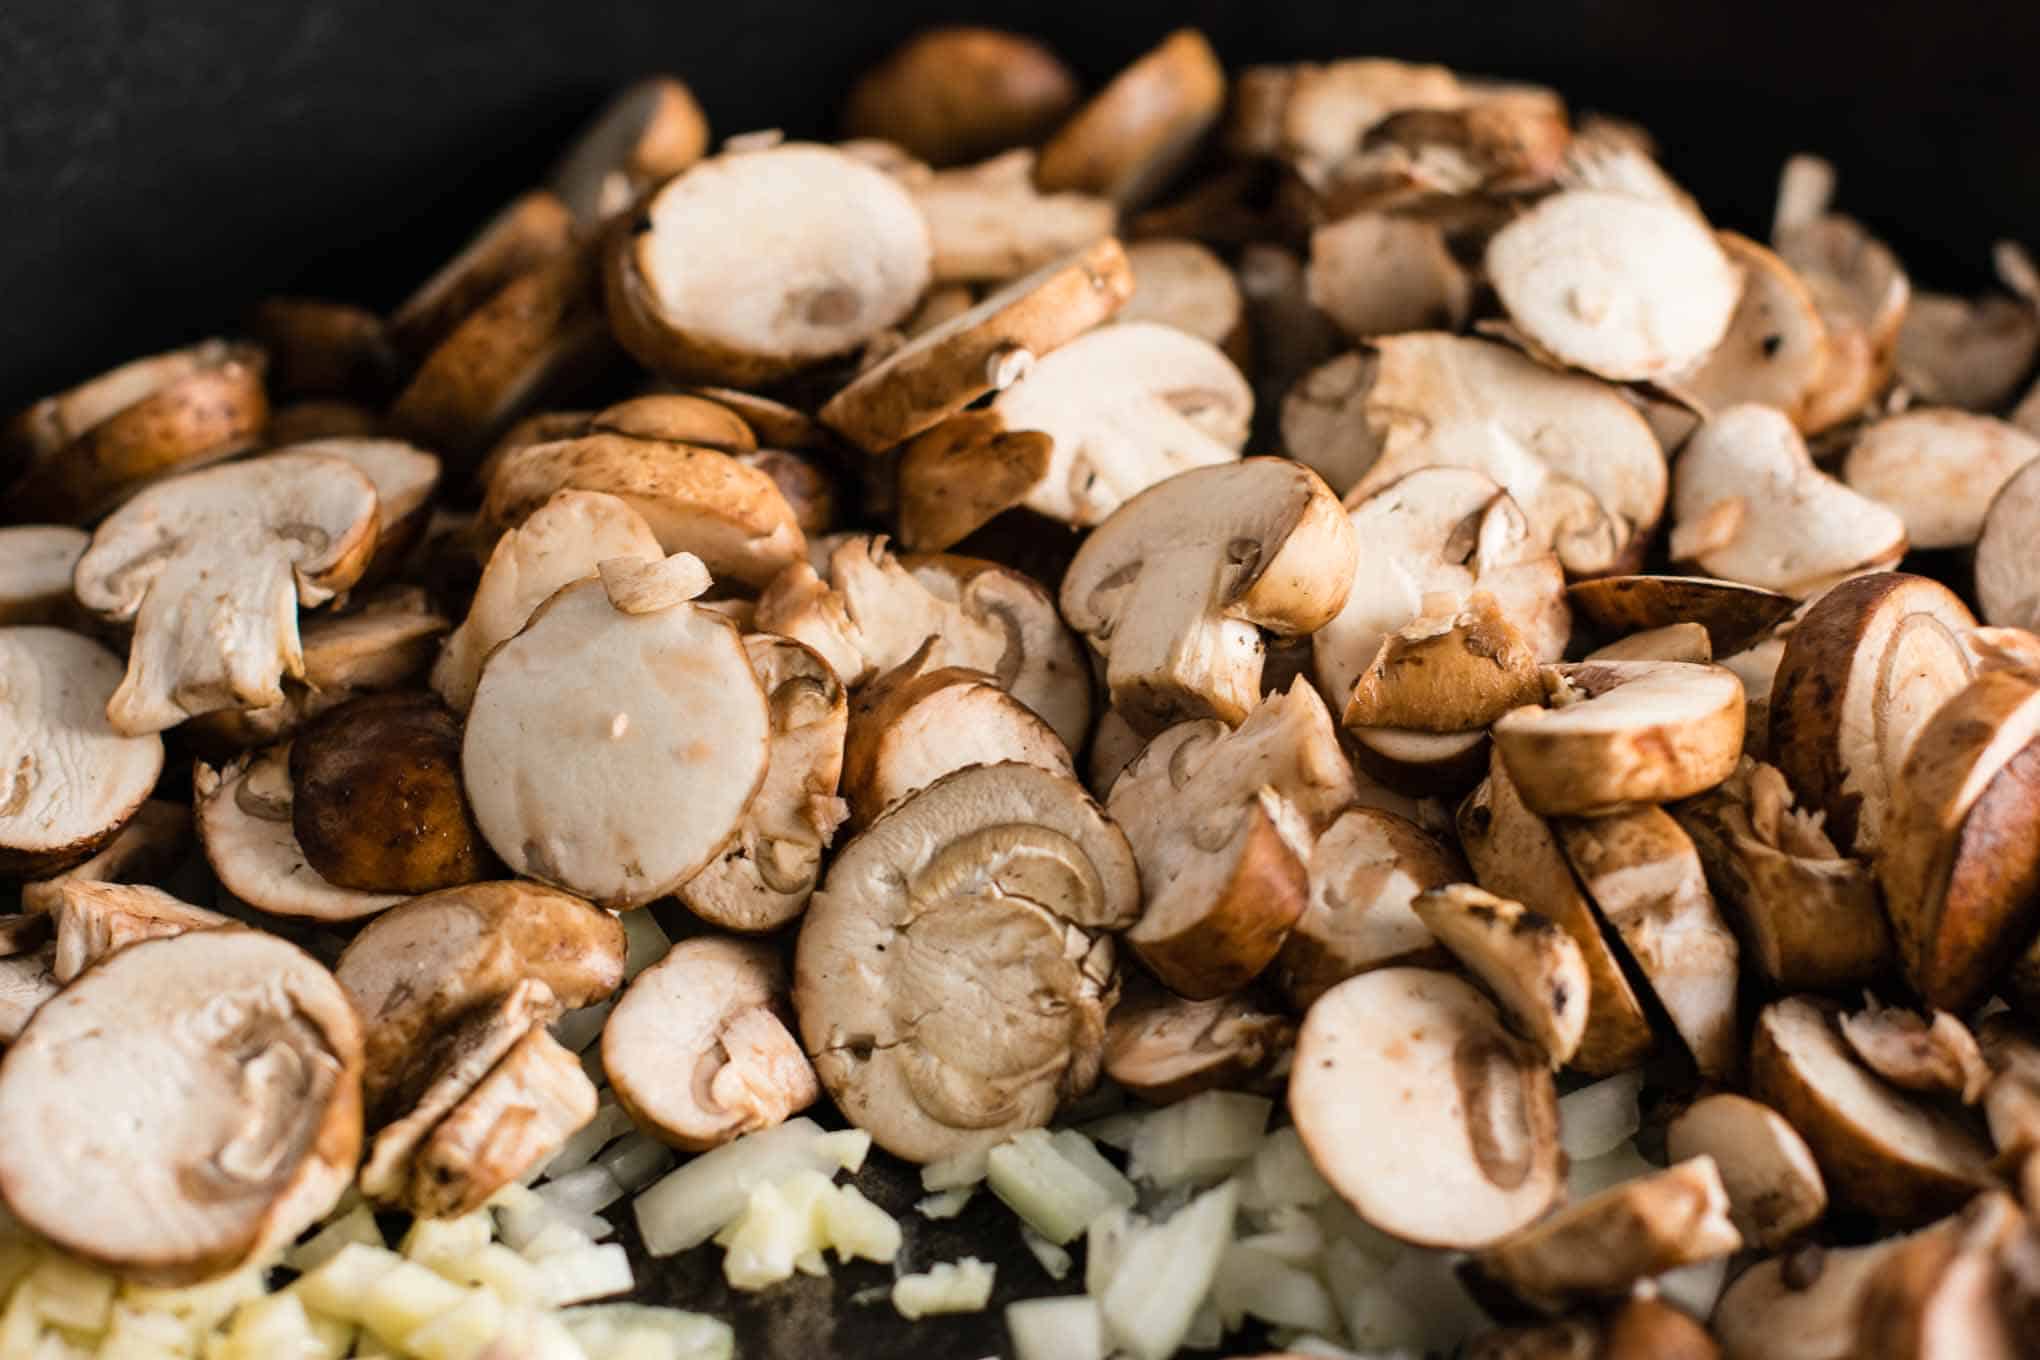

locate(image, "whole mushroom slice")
[[603, 936, 818, 1151], [1895, 249, 2040, 412], [1305, 214, 1471, 340], [1556, 806, 1743, 1080], [1841, 410, 2040, 550], [286, 437, 441, 580], [679, 634, 847, 933], [1101, 983, 1294, 1105], [546, 76, 710, 225], [1712, 1235, 1911, 1360], [6, 339, 269, 524], [1273, 805, 1464, 1009], [1666, 1094, 1828, 1248], [1060, 458, 1356, 734], [1670, 404, 1907, 596], [794, 761, 1139, 1164], [1838, 998, 1989, 1105], [194, 746, 405, 922], [1289, 966, 1563, 1250], [1034, 28, 1225, 209], [386, 190, 575, 361], [1457, 750, 1656, 1076], [1342, 596, 1544, 733], [821, 238, 1134, 455], [0, 526, 87, 626], [1875, 667, 2040, 1011], [20, 798, 189, 915], [909, 149, 1118, 285], [465, 563, 768, 908], [1769, 572, 1978, 855], [1976, 459, 2040, 633], [1673, 232, 1831, 427], [1280, 351, 1382, 497], [74, 451, 382, 735], [605, 143, 932, 385], [47, 880, 228, 984], [842, 27, 1078, 167], [900, 321, 1253, 541], [1410, 884, 1589, 1068], [0, 928, 362, 1285], [1494, 660, 1745, 816], [0, 627, 164, 875], [1750, 997, 1995, 1225], [1566, 575, 1797, 659], [1118, 239, 1247, 357]]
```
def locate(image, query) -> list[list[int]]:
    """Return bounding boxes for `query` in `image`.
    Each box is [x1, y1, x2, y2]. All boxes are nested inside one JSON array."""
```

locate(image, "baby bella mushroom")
[[1410, 883, 1590, 1068], [1666, 1093, 1829, 1248]]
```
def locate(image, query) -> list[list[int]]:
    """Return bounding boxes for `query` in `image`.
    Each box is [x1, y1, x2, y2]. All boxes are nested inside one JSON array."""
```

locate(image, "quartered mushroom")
[[678, 634, 847, 933], [1840, 409, 2040, 550], [20, 798, 189, 915], [46, 880, 227, 984], [841, 27, 1078, 167], [793, 761, 1139, 1164], [1853, 1190, 2027, 1360], [5, 339, 268, 524], [1669, 404, 1907, 596], [386, 190, 575, 361], [1768, 572, 1978, 855], [1838, 998, 1989, 1105], [0, 525, 87, 626], [1673, 232, 1831, 427], [909, 149, 1118, 285], [1567, 575, 1797, 659], [1711, 1235, 1911, 1360], [1666, 1093, 1828, 1248], [1304, 214, 1471, 339], [1750, 997, 1995, 1225], [1117, 239, 1248, 358], [194, 745, 405, 922], [1060, 458, 1355, 734], [1410, 884, 1589, 1068], [1033, 28, 1226, 209], [0, 929, 362, 1284], [1289, 967, 1562, 1249], [0, 627, 164, 876], [547, 76, 710, 225], [1342, 594, 1545, 733], [1101, 984, 1294, 1105], [603, 936, 818, 1151], [73, 450, 382, 735], [605, 142, 931, 385], [898, 320, 1253, 543], [1976, 457, 2040, 633], [463, 553, 768, 908], [1894, 243, 2040, 411]]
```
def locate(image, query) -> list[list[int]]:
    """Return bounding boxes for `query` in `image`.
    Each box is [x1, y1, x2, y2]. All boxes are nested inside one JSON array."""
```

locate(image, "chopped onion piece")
[[1099, 1180, 1238, 1360], [356, 1259, 471, 1345], [549, 1000, 615, 1055], [1083, 1206, 1145, 1297], [26, 1255, 114, 1334], [538, 1243, 634, 1307], [538, 1164, 627, 1219], [1235, 1205, 1326, 1267], [919, 1144, 990, 1191], [1020, 1226, 1073, 1280], [987, 1129, 1138, 1245], [1237, 1126, 1334, 1210], [286, 1203, 386, 1273], [1050, 1129, 1137, 1205], [633, 1118, 863, 1256], [1182, 1297, 1224, 1351], [1654, 1254, 1729, 1319], [1340, 1247, 1486, 1354], [1567, 1140, 1658, 1199], [1080, 1111, 1145, 1152], [916, 1188, 975, 1220], [1213, 1240, 1341, 1335], [562, 1302, 734, 1360], [543, 1102, 635, 1179], [1558, 1069, 1645, 1160], [892, 1258, 995, 1319], [1126, 1092, 1271, 1189], [446, 1243, 546, 1304], [1008, 1295, 1105, 1360], [401, 1287, 505, 1360], [599, 1131, 677, 1192]]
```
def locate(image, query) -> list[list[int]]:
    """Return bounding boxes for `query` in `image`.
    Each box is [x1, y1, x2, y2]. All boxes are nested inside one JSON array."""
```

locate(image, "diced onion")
[[633, 1119, 862, 1256], [598, 1132, 676, 1192], [892, 1258, 995, 1319], [1558, 1069, 1645, 1160], [1098, 1180, 1238, 1360], [1007, 1295, 1105, 1360], [987, 1129, 1136, 1245], [1212, 1240, 1340, 1336], [1126, 1092, 1271, 1189], [561, 1303, 734, 1360], [915, 1188, 974, 1220], [1019, 1227, 1072, 1281]]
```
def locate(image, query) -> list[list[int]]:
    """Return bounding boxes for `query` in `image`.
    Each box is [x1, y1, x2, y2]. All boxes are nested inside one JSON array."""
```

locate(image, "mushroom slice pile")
[[679, 634, 848, 933], [74, 451, 382, 734], [1485, 189, 1742, 382], [1458, 749, 1656, 1075], [47, 880, 228, 984], [464, 558, 768, 907], [1274, 805, 1463, 1009], [1838, 998, 1989, 1105], [20, 798, 189, 915], [1666, 1093, 1828, 1249], [794, 761, 1138, 1164], [1109, 679, 1359, 998], [1875, 667, 2040, 1010], [1566, 574, 1797, 659], [841, 28, 1078, 167], [1061, 459, 1355, 733], [1976, 458, 2040, 632], [1895, 247, 2040, 411], [1101, 984, 1294, 1105], [546, 76, 709, 225], [1305, 214, 1471, 340], [1411, 884, 1590, 1068], [0, 525, 87, 626], [1750, 997, 1995, 1225], [1556, 807, 1743, 1080], [1289, 967, 1562, 1249], [1117, 239, 1247, 355], [1841, 409, 2040, 551], [908, 149, 1118, 285], [1493, 660, 1745, 816], [5, 339, 269, 524], [1670, 404, 1907, 596], [822, 237, 1134, 455], [1343, 334, 1668, 577], [386, 190, 574, 361], [603, 936, 818, 1151], [1033, 28, 1226, 209], [1673, 232, 1831, 427], [0, 627, 164, 875], [900, 321, 1253, 541], [194, 745, 404, 922], [1475, 1158, 1741, 1310], [605, 142, 931, 385], [0, 928, 362, 1284]]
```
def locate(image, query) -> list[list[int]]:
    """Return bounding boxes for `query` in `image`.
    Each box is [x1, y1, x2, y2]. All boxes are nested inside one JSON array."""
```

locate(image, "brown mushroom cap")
[[1666, 1093, 1828, 1248], [1290, 966, 1562, 1249], [386, 190, 574, 361], [603, 936, 818, 1151], [1411, 883, 1590, 1068], [407, 1022, 597, 1219], [547, 76, 710, 225], [245, 297, 396, 403], [842, 27, 1079, 167], [1841, 409, 2040, 551], [1838, 999, 1990, 1106], [794, 761, 1138, 1164], [0, 929, 362, 1285], [1101, 984, 1294, 1105], [194, 745, 404, 922], [47, 880, 227, 985], [1034, 28, 1226, 210], [909, 149, 1118, 286], [1566, 575, 1797, 659], [1976, 457, 2040, 634], [1770, 162, 1910, 433], [1343, 596, 1544, 733], [0, 526, 88, 627]]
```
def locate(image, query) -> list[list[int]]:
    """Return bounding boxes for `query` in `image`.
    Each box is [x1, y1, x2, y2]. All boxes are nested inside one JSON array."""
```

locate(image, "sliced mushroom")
[[194, 745, 405, 922], [1712, 1235, 1911, 1360], [464, 563, 768, 908], [1674, 232, 1831, 427], [1343, 334, 1668, 577], [603, 936, 818, 1151], [1494, 661, 1745, 816], [1838, 999, 1989, 1105], [1410, 884, 1589, 1068], [1237, 57, 1463, 188], [842, 27, 1078, 167], [47, 880, 227, 984], [1841, 410, 2040, 550], [414, 1023, 598, 1220], [1976, 458, 2040, 633], [899, 321, 1252, 544], [1303, 214, 1470, 340], [6, 340, 268, 524], [1347, 725, 1492, 796], [387, 190, 574, 361], [1670, 404, 1907, 595], [821, 238, 1133, 454], [1061, 459, 1354, 733], [678, 634, 847, 933], [245, 297, 395, 402], [1034, 28, 1225, 209], [1978, 1016, 2040, 1167], [1666, 1094, 1828, 1248], [0, 627, 164, 875], [1586, 623, 1713, 664], [1457, 749, 1656, 1075], [0, 948, 57, 1044], [1896, 255, 2040, 413], [1101, 983, 1294, 1105], [909, 149, 1118, 285], [20, 799, 189, 915], [1274, 805, 1463, 1009], [0, 525, 87, 626], [547, 76, 710, 225], [1566, 575, 1797, 659], [1317, 82, 1569, 215], [1557, 806, 1742, 1080], [284, 437, 440, 579], [1289, 966, 1562, 1249], [794, 761, 1138, 1163], [1750, 997, 1995, 1225], [1854, 1189, 2026, 1360], [0, 928, 361, 1284], [1342, 596, 1544, 733], [74, 451, 381, 734], [1875, 667, 2040, 1010], [1118, 239, 1247, 359], [605, 143, 931, 385], [1280, 352, 1381, 497]]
